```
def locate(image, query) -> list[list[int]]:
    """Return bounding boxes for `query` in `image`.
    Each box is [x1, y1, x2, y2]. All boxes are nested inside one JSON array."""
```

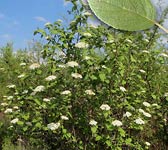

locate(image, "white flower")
[[139, 108, 145, 113], [6, 84, 16, 88], [61, 115, 69, 120], [152, 103, 159, 107], [83, 32, 92, 37], [58, 64, 66, 68], [13, 106, 19, 109], [47, 122, 60, 130], [120, 86, 126, 92], [20, 62, 26, 66], [89, 119, 97, 126], [61, 90, 71, 95], [7, 96, 13, 100], [100, 104, 111, 111], [143, 101, 151, 107], [1, 103, 8, 106], [144, 39, 149, 42], [18, 74, 25, 78], [164, 93, 168, 97], [75, 41, 89, 49], [126, 39, 132, 43], [102, 65, 107, 69], [66, 61, 79, 67], [11, 118, 19, 124], [45, 75, 56, 81], [71, 73, 82, 79], [4, 108, 13, 113], [159, 53, 168, 58], [85, 90, 95, 95], [123, 112, 132, 118], [0, 68, 5, 71], [145, 142, 151, 146], [43, 98, 51, 102], [143, 112, 151, 118], [112, 120, 123, 127], [83, 12, 92, 16], [29, 63, 40, 70], [142, 50, 150, 54], [84, 56, 91, 60], [33, 85, 45, 92], [139, 69, 146, 73], [134, 118, 145, 125], [22, 90, 28, 94]]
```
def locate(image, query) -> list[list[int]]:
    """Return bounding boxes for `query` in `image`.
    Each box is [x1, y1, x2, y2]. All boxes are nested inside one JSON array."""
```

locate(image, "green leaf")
[[88, 0, 156, 31], [118, 127, 126, 137], [91, 126, 97, 134], [99, 73, 106, 82], [95, 135, 102, 141]]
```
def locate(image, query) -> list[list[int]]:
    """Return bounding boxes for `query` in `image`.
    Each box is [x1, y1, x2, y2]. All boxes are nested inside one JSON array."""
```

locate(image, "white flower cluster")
[[43, 98, 51, 102], [75, 41, 89, 49], [45, 75, 56, 81], [61, 90, 71, 95], [20, 62, 26, 66], [89, 119, 97, 126], [29, 63, 40, 70], [159, 53, 168, 58], [100, 104, 111, 111], [84, 56, 91, 60], [120, 86, 126, 92], [112, 120, 123, 127], [6, 84, 16, 88], [58, 64, 66, 68], [7, 96, 13, 100], [4, 108, 13, 113], [139, 69, 146, 73], [1, 102, 8, 106], [11, 118, 19, 124], [60, 115, 69, 120], [134, 118, 145, 125], [33, 85, 45, 92], [143, 101, 151, 107], [139, 109, 151, 118], [83, 32, 92, 37], [71, 73, 82, 79], [66, 61, 79, 67], [142, 50, 150, 54], [47, 122, 60, 130], [85, 90, 95, 95], [18, 74, 25, 78], [123, 112, 132, 118]]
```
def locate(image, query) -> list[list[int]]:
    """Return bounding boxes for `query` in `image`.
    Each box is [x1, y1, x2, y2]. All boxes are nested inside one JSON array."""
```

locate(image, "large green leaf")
[[88, 0, 156, 31]]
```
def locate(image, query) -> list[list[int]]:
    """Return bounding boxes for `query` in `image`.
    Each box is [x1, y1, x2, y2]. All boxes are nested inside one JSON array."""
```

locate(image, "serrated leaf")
[[88, 0, 156, 31]]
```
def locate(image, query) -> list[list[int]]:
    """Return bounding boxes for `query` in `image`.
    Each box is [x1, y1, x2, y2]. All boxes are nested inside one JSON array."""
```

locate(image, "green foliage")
[[0, 0, 168, 150]]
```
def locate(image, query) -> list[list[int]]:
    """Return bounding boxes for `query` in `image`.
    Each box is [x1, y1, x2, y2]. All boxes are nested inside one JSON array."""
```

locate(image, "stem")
[[155, 22, 168, 33]]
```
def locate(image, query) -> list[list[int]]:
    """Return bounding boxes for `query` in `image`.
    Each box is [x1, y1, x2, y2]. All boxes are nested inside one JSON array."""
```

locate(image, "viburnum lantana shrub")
[[0, 0, 168, 149]]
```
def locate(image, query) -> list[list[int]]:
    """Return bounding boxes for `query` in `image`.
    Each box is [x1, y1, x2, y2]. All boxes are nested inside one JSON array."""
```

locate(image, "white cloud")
[[0, 34, 12, 39], [34, 16, 48, 22]]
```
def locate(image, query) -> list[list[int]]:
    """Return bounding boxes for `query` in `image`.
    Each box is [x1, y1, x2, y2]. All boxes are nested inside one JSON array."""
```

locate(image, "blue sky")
[[0, 0, 168, 50], [0, 0, 71, 50]]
